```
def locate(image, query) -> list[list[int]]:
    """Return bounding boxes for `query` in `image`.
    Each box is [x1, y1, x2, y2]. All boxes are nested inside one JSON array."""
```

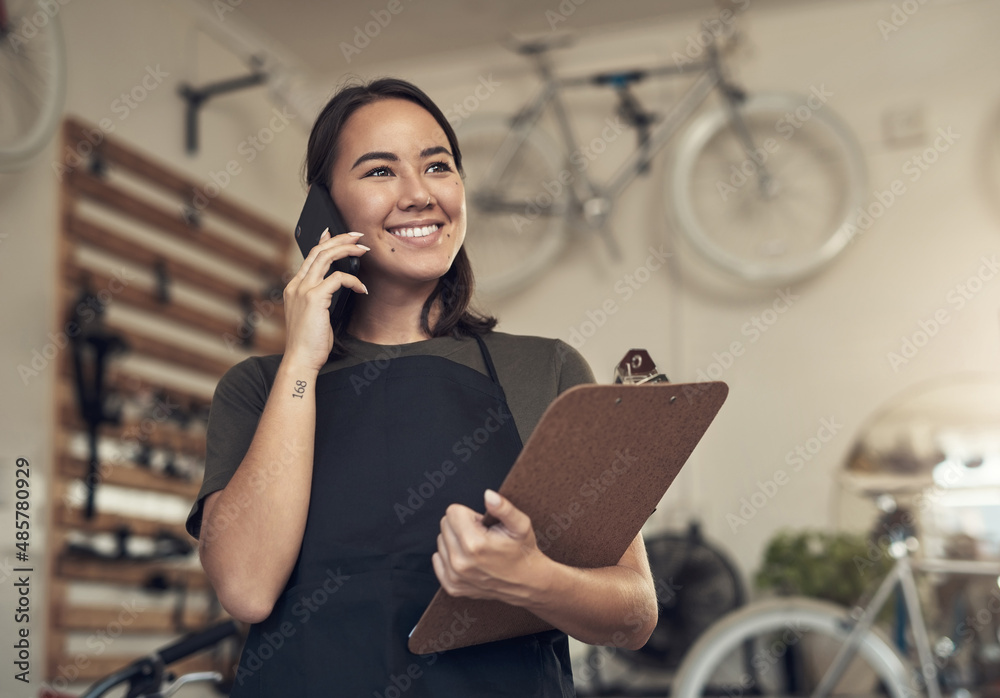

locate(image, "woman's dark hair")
[[303, 77, 496, 342]]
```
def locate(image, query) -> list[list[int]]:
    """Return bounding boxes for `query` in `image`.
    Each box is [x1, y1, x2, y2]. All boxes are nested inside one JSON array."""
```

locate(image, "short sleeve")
[[184, 357, 275, 539], [553, 340, 596, 394]]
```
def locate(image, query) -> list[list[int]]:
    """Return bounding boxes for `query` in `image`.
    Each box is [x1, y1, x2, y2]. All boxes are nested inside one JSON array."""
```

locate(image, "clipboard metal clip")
[[614, 349, 669, 385]]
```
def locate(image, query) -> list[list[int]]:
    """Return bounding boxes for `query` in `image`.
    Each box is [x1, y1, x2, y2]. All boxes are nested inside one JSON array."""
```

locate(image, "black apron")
[[230, 336, 575, 697]]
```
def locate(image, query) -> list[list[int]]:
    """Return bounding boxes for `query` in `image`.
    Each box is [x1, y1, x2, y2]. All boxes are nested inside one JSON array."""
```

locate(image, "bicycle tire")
[[455, 115, 569, 298], [671, 597, 915, 698], [670, 93, 867, 285], [0, 0, 67, 171]]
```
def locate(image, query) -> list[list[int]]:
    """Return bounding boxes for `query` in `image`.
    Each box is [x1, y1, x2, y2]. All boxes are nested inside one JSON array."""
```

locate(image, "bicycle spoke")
[[670, 93, 865, 283]]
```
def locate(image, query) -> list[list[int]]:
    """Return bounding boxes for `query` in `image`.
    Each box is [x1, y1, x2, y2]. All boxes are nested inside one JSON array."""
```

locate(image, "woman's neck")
[[347, 283, 440, 345]]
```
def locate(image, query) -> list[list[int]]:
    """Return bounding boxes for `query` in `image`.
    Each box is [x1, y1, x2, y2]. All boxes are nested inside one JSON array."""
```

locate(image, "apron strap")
[[473, 333, 501, 386]]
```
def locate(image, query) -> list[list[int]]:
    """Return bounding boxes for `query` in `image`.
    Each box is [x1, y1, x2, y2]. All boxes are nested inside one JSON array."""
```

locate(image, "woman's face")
[[329, 98, 466, 294]]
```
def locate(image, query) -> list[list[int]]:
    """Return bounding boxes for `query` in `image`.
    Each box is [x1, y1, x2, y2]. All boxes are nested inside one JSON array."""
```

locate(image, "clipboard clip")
[[614, 349, 669, 385]]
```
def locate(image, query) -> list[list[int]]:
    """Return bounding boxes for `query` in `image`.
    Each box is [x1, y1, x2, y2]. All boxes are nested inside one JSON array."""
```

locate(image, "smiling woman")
[[185, 78, 658, 697]]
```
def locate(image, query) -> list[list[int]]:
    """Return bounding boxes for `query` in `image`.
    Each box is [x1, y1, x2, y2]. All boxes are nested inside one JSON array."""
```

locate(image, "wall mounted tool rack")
[[46, 116, 291, 685]]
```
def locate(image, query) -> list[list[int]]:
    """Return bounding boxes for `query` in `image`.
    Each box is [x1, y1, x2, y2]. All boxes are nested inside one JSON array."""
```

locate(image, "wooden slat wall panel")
[[67, 213, 285, 316], [64, 118, 287, 246], [66, 170, 285, 279], [57, 455, 201, 499], [48, 116, 287, 685]]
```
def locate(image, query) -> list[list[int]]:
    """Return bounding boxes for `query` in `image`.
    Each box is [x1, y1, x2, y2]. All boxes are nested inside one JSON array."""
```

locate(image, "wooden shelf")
[[64, 117, 288, 247], [67, 212, 285, 319], [50, 651, 221, 684], [56, 605, 218, 633], [56, 503, 192, 541], [49, 116, 286, 685], [66, 169, 285, 279], [57, 454, 201, 499], [56, 556, 211, 591]]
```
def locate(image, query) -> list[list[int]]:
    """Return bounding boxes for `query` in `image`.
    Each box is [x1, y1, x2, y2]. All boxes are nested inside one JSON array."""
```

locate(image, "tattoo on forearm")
[[292, 379, 307, 399]]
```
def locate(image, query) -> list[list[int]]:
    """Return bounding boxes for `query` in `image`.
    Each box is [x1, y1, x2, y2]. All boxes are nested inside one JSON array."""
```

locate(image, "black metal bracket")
[[177, 60, 268, 155]]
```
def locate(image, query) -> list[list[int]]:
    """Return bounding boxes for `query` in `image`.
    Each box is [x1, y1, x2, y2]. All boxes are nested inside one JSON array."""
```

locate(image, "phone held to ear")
[[294, 185, 361, 327]]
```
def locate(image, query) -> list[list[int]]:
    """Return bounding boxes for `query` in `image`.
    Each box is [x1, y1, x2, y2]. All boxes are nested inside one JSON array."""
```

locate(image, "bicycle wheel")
[[0, 0, 67, 171], [455, 115, 569, 298], [670, 93, 867, 285], [672, 597, 915, 698]]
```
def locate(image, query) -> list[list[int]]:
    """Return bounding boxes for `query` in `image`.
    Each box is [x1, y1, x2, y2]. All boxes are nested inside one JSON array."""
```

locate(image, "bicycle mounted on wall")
[[456, 21, 866, 296]]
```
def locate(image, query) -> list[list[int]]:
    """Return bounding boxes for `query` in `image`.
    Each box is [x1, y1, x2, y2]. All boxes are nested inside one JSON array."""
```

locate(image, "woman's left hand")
[[432, 490, 552, 607]]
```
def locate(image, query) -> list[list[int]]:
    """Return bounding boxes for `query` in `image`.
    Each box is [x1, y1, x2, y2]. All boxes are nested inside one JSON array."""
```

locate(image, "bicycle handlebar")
[[158, 619, 239, 665], [78, 620, 239, 698]]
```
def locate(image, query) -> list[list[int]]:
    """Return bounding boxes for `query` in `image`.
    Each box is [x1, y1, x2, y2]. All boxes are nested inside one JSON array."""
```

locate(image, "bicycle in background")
[[457, 15, 866, 296], [671, 497, 1000, 698]]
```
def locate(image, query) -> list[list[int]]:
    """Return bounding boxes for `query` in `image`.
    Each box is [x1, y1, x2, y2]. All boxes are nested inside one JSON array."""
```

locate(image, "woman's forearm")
[[198, 359, 319, 623], [518, 548, 658, 649], [433, 493, 659, 649]]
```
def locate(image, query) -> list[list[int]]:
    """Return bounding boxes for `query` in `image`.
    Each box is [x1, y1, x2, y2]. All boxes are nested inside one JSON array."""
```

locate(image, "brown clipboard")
[[407, 380, 728, 654]]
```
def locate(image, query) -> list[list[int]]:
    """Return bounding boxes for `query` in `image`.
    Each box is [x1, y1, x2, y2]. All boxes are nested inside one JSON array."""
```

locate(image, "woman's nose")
[[398, 180, 433, 210]]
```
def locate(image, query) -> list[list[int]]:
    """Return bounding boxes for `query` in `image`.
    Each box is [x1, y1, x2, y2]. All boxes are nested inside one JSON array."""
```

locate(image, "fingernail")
[[320, 228, 330, 239], [485, 489, 501, 507], [356, 244, 371, 251], [361, 283, 369, 295], [348, 232, 364, 238]]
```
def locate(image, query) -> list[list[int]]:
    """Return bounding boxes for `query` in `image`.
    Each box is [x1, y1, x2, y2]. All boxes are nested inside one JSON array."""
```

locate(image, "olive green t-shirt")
[[185, 331, 594, 538]]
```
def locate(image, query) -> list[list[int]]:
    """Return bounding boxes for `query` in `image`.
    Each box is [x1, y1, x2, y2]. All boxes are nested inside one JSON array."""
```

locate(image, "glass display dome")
[[838, 372, 1000, 560]]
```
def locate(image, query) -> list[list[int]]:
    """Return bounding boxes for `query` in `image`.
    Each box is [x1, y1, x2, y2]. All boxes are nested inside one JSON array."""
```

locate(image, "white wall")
[[2, 0, 999, 694]]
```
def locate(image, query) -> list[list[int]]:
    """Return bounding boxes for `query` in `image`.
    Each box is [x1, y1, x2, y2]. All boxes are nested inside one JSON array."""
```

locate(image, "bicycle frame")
[[473, 40, 751, 230], [812, 550, 1000, 698]]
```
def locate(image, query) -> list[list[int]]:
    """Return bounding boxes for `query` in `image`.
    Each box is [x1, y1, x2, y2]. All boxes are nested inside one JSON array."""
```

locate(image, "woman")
[[186, 78, 657, 697]]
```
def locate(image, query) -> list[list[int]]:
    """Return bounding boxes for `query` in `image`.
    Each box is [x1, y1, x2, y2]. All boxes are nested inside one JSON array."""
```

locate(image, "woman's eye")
[[426, 161, 453, 174], [364, 166, 394, 177]]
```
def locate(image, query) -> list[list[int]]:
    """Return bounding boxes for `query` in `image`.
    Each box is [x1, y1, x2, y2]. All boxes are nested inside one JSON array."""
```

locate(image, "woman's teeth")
[[390, 224, 439, 238]]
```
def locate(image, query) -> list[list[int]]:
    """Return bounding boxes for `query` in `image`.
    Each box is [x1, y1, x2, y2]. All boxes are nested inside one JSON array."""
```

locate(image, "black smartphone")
[[294, 185, 361, 327]]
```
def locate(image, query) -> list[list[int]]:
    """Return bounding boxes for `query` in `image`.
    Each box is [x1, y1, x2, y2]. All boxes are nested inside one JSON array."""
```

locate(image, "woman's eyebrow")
[[351, 151, 397, 170], [421, 146, 452, 159], [350, 146, 453, 171]]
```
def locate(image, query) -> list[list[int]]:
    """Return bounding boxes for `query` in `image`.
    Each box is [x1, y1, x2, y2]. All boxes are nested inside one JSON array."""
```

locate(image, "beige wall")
[[2, 0, 999, 693]]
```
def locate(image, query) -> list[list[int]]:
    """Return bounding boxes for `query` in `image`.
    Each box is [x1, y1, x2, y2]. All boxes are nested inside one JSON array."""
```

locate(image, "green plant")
[[755, 529, 892, 609]]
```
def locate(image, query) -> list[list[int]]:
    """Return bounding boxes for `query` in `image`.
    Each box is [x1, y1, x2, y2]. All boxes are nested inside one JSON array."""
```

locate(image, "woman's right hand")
[[281, 228, 369, 373]]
